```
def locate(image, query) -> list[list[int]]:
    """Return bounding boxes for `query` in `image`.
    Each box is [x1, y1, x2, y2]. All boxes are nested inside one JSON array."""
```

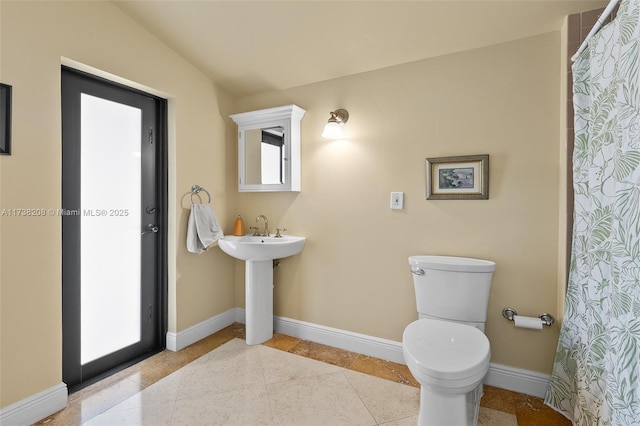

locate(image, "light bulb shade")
[[322, 121, 343, 139], [321, 108, 349, 139]]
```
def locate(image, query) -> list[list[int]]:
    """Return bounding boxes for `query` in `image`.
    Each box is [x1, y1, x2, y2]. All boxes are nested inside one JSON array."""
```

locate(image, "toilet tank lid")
[[408, 256, 495, 273]]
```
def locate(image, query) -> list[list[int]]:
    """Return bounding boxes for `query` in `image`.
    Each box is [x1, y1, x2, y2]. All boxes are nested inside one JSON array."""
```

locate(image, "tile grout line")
[[256, 345, 279, 424], [339, 368, 380, 425]]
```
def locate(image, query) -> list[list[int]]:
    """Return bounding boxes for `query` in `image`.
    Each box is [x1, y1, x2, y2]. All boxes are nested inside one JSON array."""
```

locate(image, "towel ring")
[[191, 185, 211, 204]]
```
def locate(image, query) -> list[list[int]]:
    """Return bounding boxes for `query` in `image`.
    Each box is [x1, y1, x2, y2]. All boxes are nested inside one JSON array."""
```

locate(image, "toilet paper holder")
[[502, 307, 555, 327]]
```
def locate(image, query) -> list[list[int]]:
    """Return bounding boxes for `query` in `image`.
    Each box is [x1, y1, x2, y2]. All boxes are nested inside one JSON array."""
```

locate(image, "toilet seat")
[[403, 319, 490, 390]]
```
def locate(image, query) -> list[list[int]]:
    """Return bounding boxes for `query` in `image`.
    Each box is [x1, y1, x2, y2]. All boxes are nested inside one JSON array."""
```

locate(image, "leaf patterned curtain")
[[545, 1, 640, 424]]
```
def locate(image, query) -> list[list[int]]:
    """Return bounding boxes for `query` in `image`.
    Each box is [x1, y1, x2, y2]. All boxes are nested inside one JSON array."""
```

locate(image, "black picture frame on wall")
[[1, 83, 12, 155]]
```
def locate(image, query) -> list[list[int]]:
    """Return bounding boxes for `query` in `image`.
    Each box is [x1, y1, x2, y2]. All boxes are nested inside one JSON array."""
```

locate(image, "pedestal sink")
[[218, 235, 305, 345]]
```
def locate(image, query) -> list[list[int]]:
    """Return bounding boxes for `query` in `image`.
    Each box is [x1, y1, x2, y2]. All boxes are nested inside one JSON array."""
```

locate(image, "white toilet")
[[402, 255, 496, 426]]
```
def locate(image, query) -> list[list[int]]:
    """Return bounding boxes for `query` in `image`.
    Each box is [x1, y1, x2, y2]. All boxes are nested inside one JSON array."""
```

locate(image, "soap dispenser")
[[233, 215, 245, 236]]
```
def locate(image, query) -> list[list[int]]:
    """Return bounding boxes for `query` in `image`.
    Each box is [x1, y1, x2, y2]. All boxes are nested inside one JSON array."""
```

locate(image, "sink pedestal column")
[[245, 260, 274, 345]]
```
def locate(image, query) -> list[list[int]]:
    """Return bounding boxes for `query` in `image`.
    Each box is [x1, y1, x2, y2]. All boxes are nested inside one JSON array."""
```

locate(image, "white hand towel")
[[187, 203, 224, 254]]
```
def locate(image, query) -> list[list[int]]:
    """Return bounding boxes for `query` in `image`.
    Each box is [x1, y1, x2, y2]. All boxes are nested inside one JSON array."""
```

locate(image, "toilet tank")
[[409, 256, 495, 330]]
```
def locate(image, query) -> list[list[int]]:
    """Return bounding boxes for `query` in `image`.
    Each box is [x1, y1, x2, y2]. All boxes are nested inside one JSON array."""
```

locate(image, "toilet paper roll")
[[513, 315, 543, 330]]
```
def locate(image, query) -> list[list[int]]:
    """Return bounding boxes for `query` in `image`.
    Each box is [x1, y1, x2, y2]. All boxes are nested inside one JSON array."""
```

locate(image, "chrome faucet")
[[255, 215, 269, 236]]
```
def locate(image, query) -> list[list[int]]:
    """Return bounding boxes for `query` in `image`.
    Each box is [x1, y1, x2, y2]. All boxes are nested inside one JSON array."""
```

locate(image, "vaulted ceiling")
[[113, 1, 608, 97]]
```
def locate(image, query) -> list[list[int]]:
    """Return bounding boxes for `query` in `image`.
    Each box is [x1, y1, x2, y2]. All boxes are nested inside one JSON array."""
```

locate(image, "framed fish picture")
[[426, 154, 489, 200]]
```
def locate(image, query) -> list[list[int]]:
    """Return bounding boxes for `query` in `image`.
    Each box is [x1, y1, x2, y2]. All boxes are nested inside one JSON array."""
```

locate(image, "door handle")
[[141, 224, 159, 236]]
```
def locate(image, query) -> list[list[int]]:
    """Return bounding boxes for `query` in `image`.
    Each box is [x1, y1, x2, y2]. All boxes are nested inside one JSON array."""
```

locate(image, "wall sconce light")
[[321, 109, 349, 139]]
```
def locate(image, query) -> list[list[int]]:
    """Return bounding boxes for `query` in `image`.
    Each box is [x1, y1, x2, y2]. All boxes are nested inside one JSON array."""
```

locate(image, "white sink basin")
[[218, 233, 306, 345], [218, 234, 306, 261]]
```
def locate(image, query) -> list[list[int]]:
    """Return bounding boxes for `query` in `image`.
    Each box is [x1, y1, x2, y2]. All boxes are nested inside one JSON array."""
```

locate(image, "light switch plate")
[[390, 192, 404, 209]]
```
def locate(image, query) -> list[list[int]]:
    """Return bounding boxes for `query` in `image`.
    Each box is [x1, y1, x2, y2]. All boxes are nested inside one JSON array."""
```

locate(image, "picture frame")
[[426, 154, 489, 200], [0, 83, 12, 156]]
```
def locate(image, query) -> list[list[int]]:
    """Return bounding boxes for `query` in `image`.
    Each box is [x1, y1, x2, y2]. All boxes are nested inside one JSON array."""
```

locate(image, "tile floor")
[[36, 323, 570, 426]]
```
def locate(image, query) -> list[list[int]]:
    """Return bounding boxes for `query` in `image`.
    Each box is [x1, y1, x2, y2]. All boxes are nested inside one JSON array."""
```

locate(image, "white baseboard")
[[274, 313, 406, 364], [0, 383, 67, 426], [166, 308, 236, 351], [484, 362, 550, 398], [236, 308, 549, 398]]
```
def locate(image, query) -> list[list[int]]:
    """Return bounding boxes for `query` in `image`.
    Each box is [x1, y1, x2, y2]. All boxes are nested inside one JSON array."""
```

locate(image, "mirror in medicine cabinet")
[[230, 104, 306, 192]]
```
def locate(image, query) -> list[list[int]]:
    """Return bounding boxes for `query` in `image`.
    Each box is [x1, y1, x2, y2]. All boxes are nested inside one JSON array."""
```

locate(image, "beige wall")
[[232, 32, 563, 375], [1, 0, 568, 413], [0, 1, 235, 408]]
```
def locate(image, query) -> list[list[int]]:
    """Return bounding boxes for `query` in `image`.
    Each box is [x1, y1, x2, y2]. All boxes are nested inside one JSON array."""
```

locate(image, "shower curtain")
[[545, 0, 640, 424]]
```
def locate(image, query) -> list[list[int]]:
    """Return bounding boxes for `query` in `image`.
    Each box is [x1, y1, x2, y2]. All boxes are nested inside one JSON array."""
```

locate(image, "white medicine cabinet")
[[230, 104, 306, 192]]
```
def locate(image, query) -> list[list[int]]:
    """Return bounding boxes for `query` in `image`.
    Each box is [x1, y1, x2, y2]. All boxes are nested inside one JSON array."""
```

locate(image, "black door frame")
[[61, 66, 168, 392]]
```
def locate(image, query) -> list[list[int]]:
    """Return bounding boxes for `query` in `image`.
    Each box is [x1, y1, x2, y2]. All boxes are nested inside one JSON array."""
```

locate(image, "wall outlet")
[[390, 192, 404, 209]]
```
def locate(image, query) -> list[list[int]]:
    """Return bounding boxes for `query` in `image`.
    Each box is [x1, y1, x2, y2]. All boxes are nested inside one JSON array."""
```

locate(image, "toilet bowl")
[[403, 255, 495, 426], [403, 319, 490, 425]]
